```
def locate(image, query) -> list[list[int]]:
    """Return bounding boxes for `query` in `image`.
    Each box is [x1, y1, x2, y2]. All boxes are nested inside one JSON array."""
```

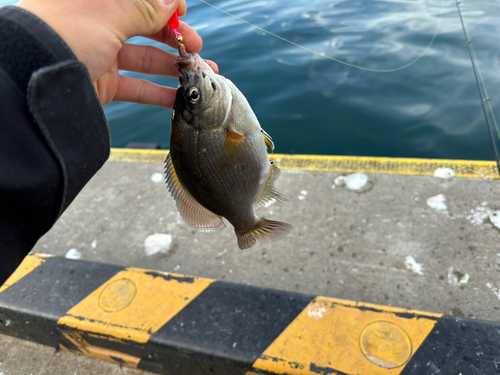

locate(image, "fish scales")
[[166, 43, 293, 249]]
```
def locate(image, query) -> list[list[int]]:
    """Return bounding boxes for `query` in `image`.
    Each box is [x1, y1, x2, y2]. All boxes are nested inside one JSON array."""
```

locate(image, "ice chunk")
[[405, 255, 423, 275], [144, 233, 173, 256], [151, 172, 163, 183], [434, 168, 454, 179], [65, 248, 82, 260], [345, 173, 368, 190], [447, 268, 469, 285], [490, 211, 500, 229], [334, 176, 346, 186], [263, 199, 276, 208]]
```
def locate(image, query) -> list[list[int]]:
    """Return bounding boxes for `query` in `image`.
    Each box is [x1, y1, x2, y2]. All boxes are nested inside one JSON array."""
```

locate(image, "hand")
[[17, 0, 218, 108]]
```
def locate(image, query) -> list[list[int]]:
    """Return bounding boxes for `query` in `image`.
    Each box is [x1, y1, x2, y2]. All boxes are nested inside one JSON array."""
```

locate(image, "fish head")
[[174, 47, 232, 130]]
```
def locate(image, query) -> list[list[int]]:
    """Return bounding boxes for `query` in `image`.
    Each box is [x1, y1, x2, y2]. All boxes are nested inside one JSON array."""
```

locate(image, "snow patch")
[[345, 173, 368, 190], [434, 168, 454, 179], [405, 255, 423, 275], [151, 173, 163, 183], [427, 194, 447, 213], [144, 233, 173, 256], [466, 205, 492, 225], [65, 248, 82, 260]]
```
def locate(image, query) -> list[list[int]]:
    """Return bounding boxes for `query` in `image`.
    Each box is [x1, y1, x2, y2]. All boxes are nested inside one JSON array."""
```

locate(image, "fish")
[[165, 44, 293, 249]]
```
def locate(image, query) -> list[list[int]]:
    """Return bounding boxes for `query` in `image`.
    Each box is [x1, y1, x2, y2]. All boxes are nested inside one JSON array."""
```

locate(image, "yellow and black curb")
[[109, 148, 499, 179], [1, 253, 499, 374]]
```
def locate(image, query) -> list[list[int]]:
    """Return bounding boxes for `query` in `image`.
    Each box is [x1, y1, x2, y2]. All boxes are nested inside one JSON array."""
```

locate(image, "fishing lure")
[[168, 9, 184, 44]]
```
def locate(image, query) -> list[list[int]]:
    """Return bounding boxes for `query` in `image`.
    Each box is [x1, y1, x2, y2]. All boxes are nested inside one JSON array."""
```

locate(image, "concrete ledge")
[[109, 148, 499, 179], [1, 253, 499, 374]]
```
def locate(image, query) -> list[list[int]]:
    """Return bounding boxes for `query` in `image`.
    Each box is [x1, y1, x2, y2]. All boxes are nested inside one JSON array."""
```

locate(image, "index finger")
[[147, 21, 203, 53]]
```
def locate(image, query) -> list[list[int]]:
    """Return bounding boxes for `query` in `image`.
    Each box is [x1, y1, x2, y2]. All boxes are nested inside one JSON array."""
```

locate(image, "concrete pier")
[[1, 149, 499, 374]]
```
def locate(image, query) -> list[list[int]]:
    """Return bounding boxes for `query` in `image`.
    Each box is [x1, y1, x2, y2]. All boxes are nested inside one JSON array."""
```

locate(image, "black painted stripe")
[[402, 316, 500, 374], [142, 281, 314, 374]]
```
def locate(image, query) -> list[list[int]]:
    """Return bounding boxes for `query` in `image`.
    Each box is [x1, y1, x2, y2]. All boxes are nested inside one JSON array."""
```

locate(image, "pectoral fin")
[[255, 162, 286, 209], [227, 126, 245, 141], [261, 129, 274, 153], [165, 153, 225, 231]]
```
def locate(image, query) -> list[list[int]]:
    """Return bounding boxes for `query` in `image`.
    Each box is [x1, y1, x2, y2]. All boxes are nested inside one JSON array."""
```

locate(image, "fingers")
[[118, 44, 179, 77], [114, 76, 177, 108], [118, 43, 219, 76], [205, 60, 219, 74], [148, 21, 203, 53]]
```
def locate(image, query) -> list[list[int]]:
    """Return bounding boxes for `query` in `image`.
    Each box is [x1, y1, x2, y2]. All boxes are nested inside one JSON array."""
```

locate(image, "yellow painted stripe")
[[58, 268, 214, 344], [60, 332, 141, 368], [0, 253, 52, 294], [109, 148, 498, 179], [252, 297, 440, 375]]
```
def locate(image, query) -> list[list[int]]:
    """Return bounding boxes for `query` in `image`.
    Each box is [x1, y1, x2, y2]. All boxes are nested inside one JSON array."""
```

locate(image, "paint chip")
[[144, 233, 173, 256], [151, 172, 163, 183], [65, 249, 82, 260], [345, 173, 368, 190], [434, 168, 454, 179], [427, 194, 447, 213], [405, 255, 423, 275]]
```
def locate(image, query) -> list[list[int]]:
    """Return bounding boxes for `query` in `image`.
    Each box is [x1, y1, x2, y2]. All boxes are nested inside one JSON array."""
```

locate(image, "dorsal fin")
[[165, 153, 225, 231], [255, 162, 286, 209], [261, 129, 274, 153]]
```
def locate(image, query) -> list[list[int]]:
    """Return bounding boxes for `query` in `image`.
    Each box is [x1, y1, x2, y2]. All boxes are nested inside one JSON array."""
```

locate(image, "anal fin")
[[255, 162, 286, 209], [165, 153, 225, 231]]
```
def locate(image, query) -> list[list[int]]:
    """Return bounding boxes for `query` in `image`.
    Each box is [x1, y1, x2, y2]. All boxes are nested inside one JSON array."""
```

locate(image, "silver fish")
[[165, 44, 293, 249]]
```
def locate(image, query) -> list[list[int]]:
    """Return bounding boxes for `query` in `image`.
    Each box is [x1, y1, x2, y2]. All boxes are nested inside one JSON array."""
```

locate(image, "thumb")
[[121, 0, 186, 39]]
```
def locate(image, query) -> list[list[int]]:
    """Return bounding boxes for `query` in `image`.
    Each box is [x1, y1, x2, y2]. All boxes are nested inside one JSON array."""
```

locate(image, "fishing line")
[[455, 0, 500, 177], [199, 0, 443, 73]]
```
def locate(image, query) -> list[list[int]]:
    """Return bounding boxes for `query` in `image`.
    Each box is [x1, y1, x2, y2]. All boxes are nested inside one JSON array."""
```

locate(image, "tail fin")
[[236, 219, 293, 250]]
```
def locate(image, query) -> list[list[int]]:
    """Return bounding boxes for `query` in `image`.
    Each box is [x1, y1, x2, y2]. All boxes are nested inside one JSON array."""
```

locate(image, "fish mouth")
[[176, 44, 212, 75]]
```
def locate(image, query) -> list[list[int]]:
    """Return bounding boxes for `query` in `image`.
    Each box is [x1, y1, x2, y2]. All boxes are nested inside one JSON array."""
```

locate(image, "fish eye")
[[187, 87, 200, 103]]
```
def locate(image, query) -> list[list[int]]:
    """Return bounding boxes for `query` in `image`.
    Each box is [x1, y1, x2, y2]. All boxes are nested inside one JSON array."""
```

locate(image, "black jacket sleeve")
[[0, 6, 110, 284]]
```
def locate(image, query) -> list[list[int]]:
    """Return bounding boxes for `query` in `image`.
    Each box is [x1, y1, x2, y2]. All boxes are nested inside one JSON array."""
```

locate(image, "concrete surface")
[[1, 159, 500, 373], [0, 335, 153, 375]]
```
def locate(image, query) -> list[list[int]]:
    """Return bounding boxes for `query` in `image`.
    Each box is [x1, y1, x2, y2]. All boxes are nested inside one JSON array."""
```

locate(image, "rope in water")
[[455, 0, 500, 177], [199, 0, 443, 73]]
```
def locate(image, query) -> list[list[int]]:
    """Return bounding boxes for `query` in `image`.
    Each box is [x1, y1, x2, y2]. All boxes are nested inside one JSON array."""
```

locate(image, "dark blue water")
[[3, 0, 500, 160]]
